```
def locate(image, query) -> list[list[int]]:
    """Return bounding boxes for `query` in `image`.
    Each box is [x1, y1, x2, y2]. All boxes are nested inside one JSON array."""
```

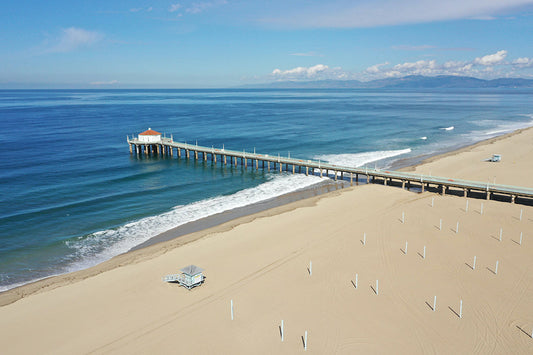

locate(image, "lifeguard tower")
[[163, 265, 205, 290]]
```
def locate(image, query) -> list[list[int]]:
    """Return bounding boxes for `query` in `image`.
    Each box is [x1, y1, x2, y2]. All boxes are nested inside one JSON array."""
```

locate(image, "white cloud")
[[270, 50, 533, 82], [512, 57, 533, 67], [365, 62, 389, 74], [443, 61, 473, 73], [393, 59, 437, 71], [385, 71, 402, 78], [271, 64, 354, 81], [272, 64, 329, 78], [90, 80, 119, 86], [169, 4, 182, 12], [307, 64, 329, 75], [358, 50, 525, 80], [474, 50, 507, 65], [262, 0, 533, 28], [46, 27, 103, 53]]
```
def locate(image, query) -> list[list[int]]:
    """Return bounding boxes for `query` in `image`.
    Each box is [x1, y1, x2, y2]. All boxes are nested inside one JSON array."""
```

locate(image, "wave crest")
[[314, 148, 411, 168]]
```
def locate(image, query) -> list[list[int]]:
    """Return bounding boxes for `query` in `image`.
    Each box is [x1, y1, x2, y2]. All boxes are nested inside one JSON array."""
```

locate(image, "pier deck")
[[127, 137, 533, 205]]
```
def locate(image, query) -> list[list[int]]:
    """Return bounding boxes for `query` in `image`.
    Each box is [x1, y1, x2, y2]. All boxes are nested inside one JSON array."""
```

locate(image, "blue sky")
[[1, 0, 533, 88]]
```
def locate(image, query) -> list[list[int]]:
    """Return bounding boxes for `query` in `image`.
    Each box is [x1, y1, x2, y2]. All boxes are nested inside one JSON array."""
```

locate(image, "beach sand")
[[1, 128, 532, 354]]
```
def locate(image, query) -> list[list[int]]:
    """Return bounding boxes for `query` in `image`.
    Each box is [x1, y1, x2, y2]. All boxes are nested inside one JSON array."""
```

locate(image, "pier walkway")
[[127, 136, 533, 205]]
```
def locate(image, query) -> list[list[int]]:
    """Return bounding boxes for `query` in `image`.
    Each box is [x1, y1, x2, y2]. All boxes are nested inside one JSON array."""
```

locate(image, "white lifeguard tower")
[[138, 128, 162, 143], [163, 265, 205, 290], [491, 154, 502, 162]]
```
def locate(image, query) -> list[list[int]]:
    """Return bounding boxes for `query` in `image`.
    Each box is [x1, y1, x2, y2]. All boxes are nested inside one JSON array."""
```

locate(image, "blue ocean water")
[[1, 88, 532, 291]]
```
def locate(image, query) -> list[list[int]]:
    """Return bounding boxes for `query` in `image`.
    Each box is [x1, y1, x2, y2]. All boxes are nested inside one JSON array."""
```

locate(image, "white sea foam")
[[465, 118, 533, 141], [420, 136, 427, 140], [440, 126, 454, 131], [481, 119, 533, 136], [62, 173, 326, 273], [314, 148, 411, 168]]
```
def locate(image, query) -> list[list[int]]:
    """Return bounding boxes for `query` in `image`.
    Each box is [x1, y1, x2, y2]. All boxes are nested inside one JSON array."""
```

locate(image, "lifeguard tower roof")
[[139, 128, 161, 136], [180, 265, 204, 276]]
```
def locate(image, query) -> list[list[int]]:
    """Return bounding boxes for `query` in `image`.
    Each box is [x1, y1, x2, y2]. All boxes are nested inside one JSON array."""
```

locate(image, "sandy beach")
[[1, 127, 533, 354]]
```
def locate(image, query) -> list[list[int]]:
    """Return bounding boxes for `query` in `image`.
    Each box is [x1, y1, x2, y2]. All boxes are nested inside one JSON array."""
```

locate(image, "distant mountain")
[[245, 75, 533, 89]]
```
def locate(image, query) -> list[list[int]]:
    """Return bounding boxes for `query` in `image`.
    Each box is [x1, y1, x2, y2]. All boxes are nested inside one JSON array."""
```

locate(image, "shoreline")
[[130, 179, 346, 251], [0, 182, 348, 307], [1, 125, 532, 307], [395, 126, 532, 172]]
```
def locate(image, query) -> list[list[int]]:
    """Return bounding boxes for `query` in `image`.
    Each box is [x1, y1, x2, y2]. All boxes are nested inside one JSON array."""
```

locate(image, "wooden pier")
[[127, 135, 533, 205]]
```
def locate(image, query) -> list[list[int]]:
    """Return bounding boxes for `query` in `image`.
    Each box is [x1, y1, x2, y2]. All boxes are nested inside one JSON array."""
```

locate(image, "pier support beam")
[[441, 185, 446, 196], [402, 180, 406, 189], [223, 155, 227, 165], [195, 151, 198, 160], [292, 165, 295, 174], [177, 148, 181, 158], [463, 188, 467, 197], [511, 195, 516, 203], [486, 191, 491, 200], [267, 161, 270, 171], [334, 171, 337, 181], [306, 167, 309, 176], [350, 173, 353, 186], [255, 159, 258, 170], [384, 178, 387, 186], [421, 182, 425, 192], [129, 144, 132, 154], [186, 149, 190, 159]]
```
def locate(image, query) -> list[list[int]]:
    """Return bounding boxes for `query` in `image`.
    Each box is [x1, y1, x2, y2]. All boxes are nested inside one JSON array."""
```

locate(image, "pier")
[[127, 133, 533, 205]]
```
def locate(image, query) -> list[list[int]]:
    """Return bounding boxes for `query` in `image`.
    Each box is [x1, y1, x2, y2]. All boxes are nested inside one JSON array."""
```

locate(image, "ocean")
[[1, 88, 532, 291]]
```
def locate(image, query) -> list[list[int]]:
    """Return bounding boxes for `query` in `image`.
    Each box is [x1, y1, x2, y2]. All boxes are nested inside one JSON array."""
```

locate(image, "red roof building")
[[138, 128, 162, 143]]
